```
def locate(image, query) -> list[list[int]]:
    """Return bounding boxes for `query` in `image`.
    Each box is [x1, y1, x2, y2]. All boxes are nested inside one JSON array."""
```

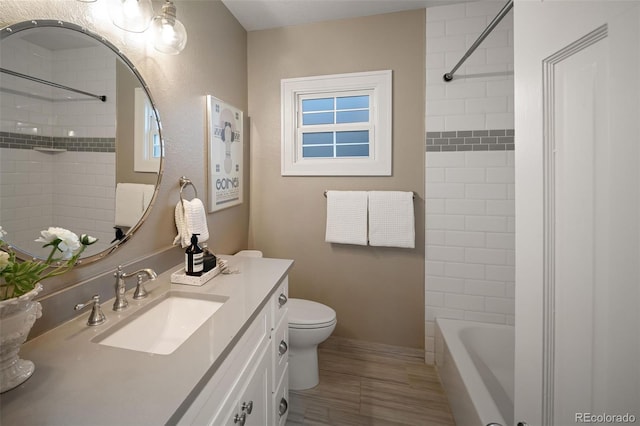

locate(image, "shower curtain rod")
[[0, 68, 107, 102], [443, 0, 513, 82]]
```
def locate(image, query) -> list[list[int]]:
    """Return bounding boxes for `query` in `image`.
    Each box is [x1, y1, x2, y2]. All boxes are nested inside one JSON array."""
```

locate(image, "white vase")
[[0, 283, 42, 393]]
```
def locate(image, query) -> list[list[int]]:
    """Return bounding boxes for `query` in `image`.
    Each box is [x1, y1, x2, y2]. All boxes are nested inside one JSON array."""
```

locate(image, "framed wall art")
[[206, 95, 243, 212]]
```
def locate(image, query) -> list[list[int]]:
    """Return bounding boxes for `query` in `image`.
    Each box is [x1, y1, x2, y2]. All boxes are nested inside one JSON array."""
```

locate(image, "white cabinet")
[[179, 276, 289, 426]]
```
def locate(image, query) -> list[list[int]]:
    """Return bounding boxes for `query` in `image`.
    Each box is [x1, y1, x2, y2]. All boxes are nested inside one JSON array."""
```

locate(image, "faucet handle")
[[74, 295, 106, 326], [133, 274, 149, 300]]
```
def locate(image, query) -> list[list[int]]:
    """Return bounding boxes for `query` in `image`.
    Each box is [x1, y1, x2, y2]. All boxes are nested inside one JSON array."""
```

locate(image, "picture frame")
[[206, 95, 243, 212]]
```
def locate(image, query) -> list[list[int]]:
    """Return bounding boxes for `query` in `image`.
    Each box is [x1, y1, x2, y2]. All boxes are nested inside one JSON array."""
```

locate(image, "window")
[[134, 88, 161, 173], [281, 70, 392, 176]]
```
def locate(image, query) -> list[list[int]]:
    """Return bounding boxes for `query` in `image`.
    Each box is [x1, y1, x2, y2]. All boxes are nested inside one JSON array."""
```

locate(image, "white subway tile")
[[486, 112, 515, 129], [446, 16, 487, 36], [507, 183, 515, 200], [486, 200, 515, 216], [444, 114, 486, 131], [427, 245, 466, 262], [465, 247, 507, 265], [426, 291, 445, 307], [445, 230, 486, 248], [464, 311, 507, 324], [486, 46, 514, 65], [445, 199, 485, 215], [445, 262, 485, 280], [465, 215, 508, 232], [426, 84, 447, 99], [445, 80, 487, 99], [426, 35, 467, 54], [427, 183, 465, 199], [426, 20, 446, 37], [426, 214, 466, 230], [465, 0, 508, 18], [485, 297, 515, 315], [445, 293, 485, 311], [426, 307, 465, 322], [486, 167, 515, 183], [505, 282, 515, 298], [426, 116, 445, 132], [426, 199, 445, 214], [464, 279, 506, 297], [426, 151, 466, 168], [427, 3, 466, 21], [427, 167, 445, 183], [465, 183, 507, 200], [487, 79, 515, 97], [485, 265, 515, 282], [506, 250, 515, 266], [465, 97, 508, 114], [426, 261, 445, 277], [426, 276, 466, 293], [464, 151, 507, 167], [427, 99, 466, 116], [507, 216, 516, 232], [485, 232, 515, 249], [426, 321, 436, 338], [426, 230, 446, 245], [445, 168, 486, 183]]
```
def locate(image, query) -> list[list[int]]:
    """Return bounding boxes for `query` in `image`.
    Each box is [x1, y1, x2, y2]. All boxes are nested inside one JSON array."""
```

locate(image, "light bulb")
[[151, 1, 188, 55], [109, 0, 154, 33]]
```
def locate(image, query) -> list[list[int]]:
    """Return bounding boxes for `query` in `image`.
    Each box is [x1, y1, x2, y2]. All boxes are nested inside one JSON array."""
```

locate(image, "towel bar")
[[323, 190, 415, 199]]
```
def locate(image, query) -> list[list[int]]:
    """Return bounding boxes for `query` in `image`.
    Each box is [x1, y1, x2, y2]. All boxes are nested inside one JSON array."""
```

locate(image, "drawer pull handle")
[[234, 413, 246, 425], [279, 397, 288, 416], [278, 340, 288, 356], [241, 400, 253, 414], [278, 293, 288, 306]]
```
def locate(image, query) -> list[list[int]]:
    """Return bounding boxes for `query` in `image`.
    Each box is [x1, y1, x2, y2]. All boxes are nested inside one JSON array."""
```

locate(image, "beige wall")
[[247, 10, 426, 348], [0, 0, 249, 298]]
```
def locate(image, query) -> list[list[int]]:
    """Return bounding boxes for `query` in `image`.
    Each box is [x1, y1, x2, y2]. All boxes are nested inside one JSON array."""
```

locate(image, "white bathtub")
[[435, 318, 514, 426]]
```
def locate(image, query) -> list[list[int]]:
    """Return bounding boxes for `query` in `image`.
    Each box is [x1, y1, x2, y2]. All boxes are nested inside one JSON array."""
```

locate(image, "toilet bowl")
[[233, 250, 337, 390], [288, 298, 337, 390]]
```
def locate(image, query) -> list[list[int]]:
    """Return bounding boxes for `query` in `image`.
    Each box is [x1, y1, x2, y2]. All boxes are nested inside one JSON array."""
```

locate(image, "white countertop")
[[0, 256, 293, 426]]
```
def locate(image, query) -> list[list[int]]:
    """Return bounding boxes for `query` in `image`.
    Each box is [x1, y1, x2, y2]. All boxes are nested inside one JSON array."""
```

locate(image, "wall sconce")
[[151, 1, 188, 55], [109, 0, 155, 33]]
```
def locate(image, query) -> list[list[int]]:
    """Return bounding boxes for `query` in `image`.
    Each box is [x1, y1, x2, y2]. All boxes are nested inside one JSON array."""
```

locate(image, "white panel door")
[[515, 1, 640, 425]]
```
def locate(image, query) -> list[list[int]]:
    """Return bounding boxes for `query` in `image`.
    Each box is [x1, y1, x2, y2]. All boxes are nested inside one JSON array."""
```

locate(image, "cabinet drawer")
[[272, 313, 288, 387], [273, 366, 289, 426], [272, 277, 288, 329]]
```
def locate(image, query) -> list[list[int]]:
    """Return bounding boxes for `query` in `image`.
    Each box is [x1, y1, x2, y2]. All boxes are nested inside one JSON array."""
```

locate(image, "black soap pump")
[[185, 233, 204, 276]]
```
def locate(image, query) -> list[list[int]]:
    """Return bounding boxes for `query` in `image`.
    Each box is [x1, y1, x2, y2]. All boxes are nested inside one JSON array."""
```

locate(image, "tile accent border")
[[0, 131, 115, 152], [426, 129, 514, 152]]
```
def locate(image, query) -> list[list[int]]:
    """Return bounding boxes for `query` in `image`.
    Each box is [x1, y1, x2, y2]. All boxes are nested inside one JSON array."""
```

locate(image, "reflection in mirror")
[[0, 20, 163, 263]]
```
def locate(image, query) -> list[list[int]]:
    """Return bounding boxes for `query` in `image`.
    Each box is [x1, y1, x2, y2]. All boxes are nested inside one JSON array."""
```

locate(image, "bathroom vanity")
[[0, 256, 292, 426]]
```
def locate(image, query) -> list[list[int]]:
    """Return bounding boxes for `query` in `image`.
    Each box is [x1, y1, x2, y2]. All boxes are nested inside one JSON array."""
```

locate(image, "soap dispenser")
[[185, 233, 204, 276]]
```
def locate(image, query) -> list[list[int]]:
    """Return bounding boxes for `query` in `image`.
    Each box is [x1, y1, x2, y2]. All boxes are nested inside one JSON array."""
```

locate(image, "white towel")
[[325, 190, 368, 246], [368, 191, 415, 248], [174, 198, 209, 248], [115, 183, 154, 228]]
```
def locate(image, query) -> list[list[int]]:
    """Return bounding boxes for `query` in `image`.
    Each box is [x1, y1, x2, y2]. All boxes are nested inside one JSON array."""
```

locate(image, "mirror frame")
[[1, 19, 164, 266]]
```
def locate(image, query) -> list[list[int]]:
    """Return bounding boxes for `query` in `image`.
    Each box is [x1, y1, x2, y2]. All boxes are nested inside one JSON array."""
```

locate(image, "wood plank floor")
[[285, 337, 456, 426]]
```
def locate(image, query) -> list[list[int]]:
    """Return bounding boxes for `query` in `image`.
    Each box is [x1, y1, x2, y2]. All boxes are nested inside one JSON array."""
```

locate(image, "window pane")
[[336, 110, 369, 123], [336, 131, 369, 144], [336, 144, 369, 157], [303, 112, 334, 125], [302, 98, 333, 112], [302, 132, 333, 145], [337, 95, 369, 110], [303, 146, 334, 158]]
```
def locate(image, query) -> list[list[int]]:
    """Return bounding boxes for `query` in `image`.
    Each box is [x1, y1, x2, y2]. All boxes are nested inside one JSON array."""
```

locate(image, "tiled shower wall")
[[425, 1, 514, 364]]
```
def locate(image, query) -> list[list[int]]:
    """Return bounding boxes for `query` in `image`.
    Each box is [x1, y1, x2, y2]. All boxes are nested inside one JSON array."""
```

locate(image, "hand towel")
[[115, 183, 154, 228], [368, 191, 415, 248], [325, 190, 368, 246], [174, 198, 210, 248]]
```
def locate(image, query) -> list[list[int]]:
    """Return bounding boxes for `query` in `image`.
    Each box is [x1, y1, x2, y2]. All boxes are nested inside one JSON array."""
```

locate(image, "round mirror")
[[0, 20, 163, 264]]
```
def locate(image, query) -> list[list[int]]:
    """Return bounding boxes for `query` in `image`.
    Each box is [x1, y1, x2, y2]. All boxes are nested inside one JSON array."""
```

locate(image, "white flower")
[[0, 226, 6, 239], [80, 234, 97, 245], [0, 251, 9, 273], [35, 227, 81, 260]]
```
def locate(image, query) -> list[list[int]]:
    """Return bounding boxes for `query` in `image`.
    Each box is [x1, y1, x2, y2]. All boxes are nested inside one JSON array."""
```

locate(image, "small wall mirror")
[[0, 20, 163, 264]]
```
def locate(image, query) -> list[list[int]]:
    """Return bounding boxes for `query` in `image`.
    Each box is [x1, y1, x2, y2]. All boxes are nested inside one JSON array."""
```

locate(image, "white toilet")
[[234, 250, 337, 391], [288, 298, 337, 390]]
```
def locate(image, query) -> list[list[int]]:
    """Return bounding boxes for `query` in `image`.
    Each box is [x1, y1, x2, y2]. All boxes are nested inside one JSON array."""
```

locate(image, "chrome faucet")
[[113, 265, 158, 311]]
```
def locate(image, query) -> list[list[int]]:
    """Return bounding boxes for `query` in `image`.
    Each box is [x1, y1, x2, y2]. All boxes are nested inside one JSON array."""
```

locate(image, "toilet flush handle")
[[278, 293, 288, 306]]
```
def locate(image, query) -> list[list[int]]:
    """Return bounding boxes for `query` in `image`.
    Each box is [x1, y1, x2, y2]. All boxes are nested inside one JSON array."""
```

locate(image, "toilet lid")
[[288, 298, 336, 327]]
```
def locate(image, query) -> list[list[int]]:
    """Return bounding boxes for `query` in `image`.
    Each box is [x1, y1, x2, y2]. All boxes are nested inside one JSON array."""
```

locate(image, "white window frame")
[[281, 70, 392, 176], [134, 87, 161, 173]]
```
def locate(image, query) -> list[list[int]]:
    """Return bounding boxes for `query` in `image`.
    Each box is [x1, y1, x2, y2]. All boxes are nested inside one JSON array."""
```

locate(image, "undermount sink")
[[95, 292, 228, 355]]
